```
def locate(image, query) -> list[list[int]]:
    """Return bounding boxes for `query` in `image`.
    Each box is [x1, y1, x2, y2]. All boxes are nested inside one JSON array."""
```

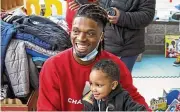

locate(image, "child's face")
[[89, 69, 113, 100]]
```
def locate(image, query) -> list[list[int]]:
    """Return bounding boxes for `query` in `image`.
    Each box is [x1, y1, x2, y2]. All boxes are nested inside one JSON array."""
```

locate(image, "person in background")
[[64, 0, 97, 32], [68, 0, 156, 72], [37, 4, 149, 111], [82, 59, 147, 111]]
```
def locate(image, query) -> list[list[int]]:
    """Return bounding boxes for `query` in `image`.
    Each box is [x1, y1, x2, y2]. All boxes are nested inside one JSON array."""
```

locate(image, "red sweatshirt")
[[66, 0, 95, 31], [37, 48, 149, 111]]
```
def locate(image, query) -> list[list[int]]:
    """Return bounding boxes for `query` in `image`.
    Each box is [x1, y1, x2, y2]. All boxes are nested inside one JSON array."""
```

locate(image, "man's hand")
[[69, 0, 80, 11], [108, 7, 120, 24]]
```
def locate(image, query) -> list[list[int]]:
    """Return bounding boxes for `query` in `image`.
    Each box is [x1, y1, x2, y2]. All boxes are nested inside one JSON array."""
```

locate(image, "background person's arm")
[[122, 91, 147, 111], [117, 59, 150, 110], [69, 0, 98, 11], [116, 0, 155, 29], [37, 58, 61, 110]]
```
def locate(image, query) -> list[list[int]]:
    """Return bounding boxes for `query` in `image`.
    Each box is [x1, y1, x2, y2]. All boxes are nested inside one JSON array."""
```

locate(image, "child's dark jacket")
[[82, 85, 147, 111]]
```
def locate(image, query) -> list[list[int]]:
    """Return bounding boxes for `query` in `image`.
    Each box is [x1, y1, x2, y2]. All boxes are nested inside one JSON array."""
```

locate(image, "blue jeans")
[[120, 55, 138, 73]]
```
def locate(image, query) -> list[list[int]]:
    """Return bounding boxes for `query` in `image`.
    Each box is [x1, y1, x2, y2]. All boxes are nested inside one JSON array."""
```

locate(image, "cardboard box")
[[1, 0, 24, 11], [165, 35, 180, 58], [1, 90, 38, 111], [1, 0, 8, 10]]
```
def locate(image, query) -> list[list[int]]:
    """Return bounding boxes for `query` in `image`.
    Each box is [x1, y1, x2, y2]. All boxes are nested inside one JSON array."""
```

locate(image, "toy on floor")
[[165, 35, 180, 58], [165, 99, 180, 111], [166, 90, 180, 105], [150, 89, 180, 111], [150, 97, 167, 111], [173, 54, 180, 66]]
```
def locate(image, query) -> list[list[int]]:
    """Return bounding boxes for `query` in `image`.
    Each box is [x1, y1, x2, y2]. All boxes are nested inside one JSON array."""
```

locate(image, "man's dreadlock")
[[75, 4, 109, 51], [75, 4, 108, 29]]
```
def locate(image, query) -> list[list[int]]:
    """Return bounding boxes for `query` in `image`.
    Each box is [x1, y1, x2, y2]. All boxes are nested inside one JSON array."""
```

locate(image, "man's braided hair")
[[75, 4, 109, 51], [75, 4, 108, 29]]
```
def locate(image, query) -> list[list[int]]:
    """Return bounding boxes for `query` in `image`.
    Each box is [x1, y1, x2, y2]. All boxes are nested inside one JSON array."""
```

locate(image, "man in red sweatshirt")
[[37, 4, 149, 111]]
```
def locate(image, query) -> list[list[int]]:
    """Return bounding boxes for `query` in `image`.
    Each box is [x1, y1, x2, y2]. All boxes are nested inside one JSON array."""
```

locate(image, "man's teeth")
[[77, 44, 88, 49]]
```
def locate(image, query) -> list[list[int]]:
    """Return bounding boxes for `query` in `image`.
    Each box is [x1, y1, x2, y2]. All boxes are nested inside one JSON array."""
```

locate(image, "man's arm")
[[37, 58, 61, 110], [123, 91, 147, 111], [117, 59, 150, 110], [116, 0, 155, 29]]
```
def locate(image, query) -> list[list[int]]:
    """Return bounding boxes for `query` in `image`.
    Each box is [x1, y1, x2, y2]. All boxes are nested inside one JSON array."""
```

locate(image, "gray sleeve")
[[116, 0, 156, 29]]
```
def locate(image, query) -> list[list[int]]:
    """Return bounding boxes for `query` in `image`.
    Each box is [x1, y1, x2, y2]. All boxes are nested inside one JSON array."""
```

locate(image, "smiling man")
[[37, 4, 149, 111]]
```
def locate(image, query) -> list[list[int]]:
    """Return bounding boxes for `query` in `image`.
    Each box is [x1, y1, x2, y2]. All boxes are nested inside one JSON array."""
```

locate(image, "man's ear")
[[111, 81, 118, 90]]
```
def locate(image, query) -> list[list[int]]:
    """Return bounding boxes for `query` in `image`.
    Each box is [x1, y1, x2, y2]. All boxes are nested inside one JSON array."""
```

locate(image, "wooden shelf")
[[1, 0, 24, 11]]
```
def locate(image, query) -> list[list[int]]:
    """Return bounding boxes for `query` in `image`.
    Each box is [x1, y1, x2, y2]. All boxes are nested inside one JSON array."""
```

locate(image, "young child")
[[82, 59, 147, 111]]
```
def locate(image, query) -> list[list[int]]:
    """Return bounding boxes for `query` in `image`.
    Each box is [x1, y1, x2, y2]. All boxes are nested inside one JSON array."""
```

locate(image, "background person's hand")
[[69, 0, 80, 11], [108, 7, 120, 24]]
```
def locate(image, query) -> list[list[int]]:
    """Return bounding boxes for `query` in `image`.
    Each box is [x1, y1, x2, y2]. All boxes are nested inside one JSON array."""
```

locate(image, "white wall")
[[59, 0, 67, 16], [156, 0, 180, 20]]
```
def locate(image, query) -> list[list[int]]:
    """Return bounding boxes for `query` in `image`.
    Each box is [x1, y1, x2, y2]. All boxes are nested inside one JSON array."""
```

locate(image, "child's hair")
[[91, 59, 120, 81]]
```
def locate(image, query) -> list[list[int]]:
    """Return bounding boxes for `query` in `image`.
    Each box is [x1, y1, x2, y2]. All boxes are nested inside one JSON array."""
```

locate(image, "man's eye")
[[73, 30, 79, 34], [87, 32, 95, 36]]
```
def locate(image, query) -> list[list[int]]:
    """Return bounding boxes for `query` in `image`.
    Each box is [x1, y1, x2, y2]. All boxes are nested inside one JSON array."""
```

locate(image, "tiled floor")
[[132, 54, 180, 78], [132, 54, 180, 106]]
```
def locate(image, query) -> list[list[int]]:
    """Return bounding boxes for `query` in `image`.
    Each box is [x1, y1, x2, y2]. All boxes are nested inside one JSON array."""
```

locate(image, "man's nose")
[[77, 32, 87, 41]]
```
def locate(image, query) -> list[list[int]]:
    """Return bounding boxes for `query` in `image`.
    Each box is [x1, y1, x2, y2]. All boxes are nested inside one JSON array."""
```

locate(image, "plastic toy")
[[165, 99, 180, 111], [150, 97, 167, 111]]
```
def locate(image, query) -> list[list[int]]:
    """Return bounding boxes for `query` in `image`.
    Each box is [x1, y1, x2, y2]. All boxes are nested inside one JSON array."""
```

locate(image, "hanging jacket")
[[23, 40, 59, 57], [4, 39, 59, 97], [98, 0, 155, 57], [27, 54, 39, 89], [82, 84, 147, 111], [1, 21, 16, 73], [13, 15, 72, 51], [5, 39, 30, 97], [15, 31, 52, 50]]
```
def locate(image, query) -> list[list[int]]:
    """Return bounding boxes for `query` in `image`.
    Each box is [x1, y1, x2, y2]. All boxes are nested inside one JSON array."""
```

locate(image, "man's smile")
[[75, 43, 89, 52]]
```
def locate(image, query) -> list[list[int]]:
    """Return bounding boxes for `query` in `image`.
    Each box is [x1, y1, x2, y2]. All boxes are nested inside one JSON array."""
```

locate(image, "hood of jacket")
[[100, 84, 123, 111]]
